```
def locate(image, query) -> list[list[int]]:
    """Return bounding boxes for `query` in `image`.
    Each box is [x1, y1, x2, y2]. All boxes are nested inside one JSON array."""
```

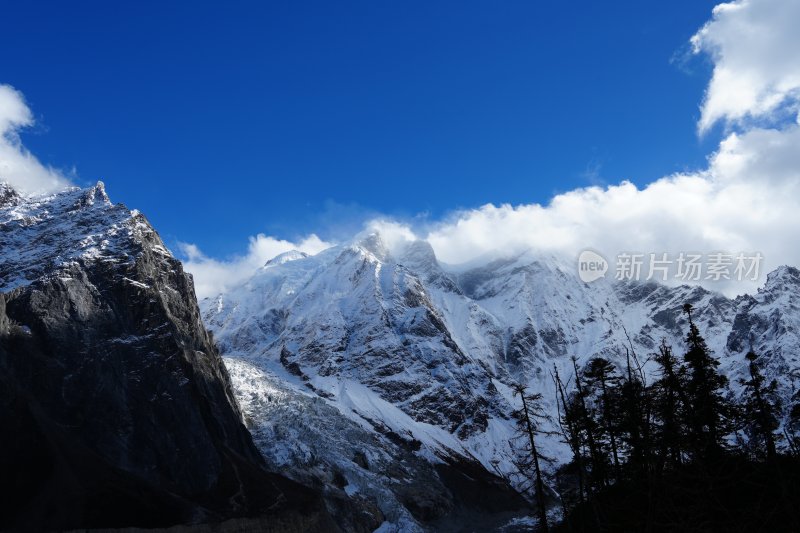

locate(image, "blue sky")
[[1, 0, 722, 257]]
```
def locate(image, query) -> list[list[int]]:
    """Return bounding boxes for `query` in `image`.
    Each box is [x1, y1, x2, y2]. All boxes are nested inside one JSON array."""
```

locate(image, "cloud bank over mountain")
[[3, 3, 794, 300], [420, 0, 800, 288], [182, 0, 800, 299], [179, 234, 332, 298]]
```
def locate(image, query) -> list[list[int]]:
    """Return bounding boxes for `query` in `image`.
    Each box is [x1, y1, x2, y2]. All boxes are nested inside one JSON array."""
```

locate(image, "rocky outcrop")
[[0, 183, 337, 531]]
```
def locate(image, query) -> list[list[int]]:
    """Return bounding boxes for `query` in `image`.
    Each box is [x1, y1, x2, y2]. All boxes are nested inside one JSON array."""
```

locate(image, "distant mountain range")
[[203, 212, 800, 531], [2, 182, 798, 532]]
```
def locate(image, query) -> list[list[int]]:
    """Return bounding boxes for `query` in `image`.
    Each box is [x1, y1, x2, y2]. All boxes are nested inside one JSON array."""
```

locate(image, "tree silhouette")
[[682, 304, 731, 460], [510, 383, 551, 532], [651, 339, 687, 470], [552, 303, 800, 532], [552, 365, 587, 504], [584, 357, 623, 479], [739, 351, 780, 461], [570, 356, 609, 490], [617, 349, 652, 479]]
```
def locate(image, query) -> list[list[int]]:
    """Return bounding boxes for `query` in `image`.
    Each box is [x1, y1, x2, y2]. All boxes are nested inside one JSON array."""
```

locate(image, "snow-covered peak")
[[350, 231, 392, 262], [763, 265, 800, 290], [202, 224, 800, 529], [398, 239, 437, 266], [72, 180, 111, 208], [0, 182, 167, 292], [263, 249, 309, 268]]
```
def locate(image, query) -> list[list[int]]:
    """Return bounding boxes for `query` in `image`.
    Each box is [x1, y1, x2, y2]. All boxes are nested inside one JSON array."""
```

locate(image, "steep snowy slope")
[[207, 235, 504, 439], [203, 231, 800, 530], [0, 183, 339, 531], [225, 358, 527, 532]]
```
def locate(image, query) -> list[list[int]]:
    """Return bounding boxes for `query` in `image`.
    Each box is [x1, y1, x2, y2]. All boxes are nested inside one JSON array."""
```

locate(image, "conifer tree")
[[739, 351, 780, 461], [584, 357, 623, 479], [555, 305, 800, 532], [681, 303, 732, 459], [617, 349, 651, 478], [650, 339, 687, 469], [786, 403, 800, 457], [571, 356, 609, 489], [552, 366, 587, 503], [510, 384, 551, 533]]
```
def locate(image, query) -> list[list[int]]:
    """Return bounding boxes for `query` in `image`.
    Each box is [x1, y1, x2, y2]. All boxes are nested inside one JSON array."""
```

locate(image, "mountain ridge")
[[0, 182, 344, 531], [202, 230, 800, 530]]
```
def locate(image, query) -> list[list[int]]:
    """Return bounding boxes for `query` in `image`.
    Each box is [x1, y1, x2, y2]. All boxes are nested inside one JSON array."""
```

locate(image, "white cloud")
[[396, 0, 800, 295], [180, 233, 333, 299], [421, 124, 800, 294], [424, 125, 800, 264], [364, 219, 417, 251], [692, 0, 800, 132], [0, 84, 73, 194]]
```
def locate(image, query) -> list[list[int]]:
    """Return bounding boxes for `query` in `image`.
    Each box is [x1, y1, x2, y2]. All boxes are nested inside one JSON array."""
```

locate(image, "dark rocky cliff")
[[0, 183, 337, 531]]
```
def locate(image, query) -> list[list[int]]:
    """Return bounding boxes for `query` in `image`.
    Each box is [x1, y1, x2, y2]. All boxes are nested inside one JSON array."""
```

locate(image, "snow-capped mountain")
[[0, 183, 344, 531], [5, 182, 794, 531], [201, 231, 800, 530]]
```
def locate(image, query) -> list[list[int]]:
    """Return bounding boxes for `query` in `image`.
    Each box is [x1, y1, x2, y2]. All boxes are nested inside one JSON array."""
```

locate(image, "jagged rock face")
[[204, 238, 749, 442], [207, 241, 502, 439], [202, 233, 800, 530], [205, 239, 532, 530], [225, 358, 528, 532], [0, 183, 335, 532], [725, 266, 800, 395]]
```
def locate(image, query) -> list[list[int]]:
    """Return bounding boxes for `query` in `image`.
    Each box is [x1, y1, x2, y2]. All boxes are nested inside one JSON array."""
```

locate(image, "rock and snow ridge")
[[0, 182, 525, 531], [6, 182, 796, 531], [0, 181, 171, 292], [0, 182, 344, 531], [202, 231, 800, 529]]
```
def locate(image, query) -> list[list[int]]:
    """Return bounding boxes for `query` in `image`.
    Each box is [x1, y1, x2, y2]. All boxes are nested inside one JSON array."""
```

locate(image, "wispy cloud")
[[180, 234, 332, 299], [0, 84, 73, 194]]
